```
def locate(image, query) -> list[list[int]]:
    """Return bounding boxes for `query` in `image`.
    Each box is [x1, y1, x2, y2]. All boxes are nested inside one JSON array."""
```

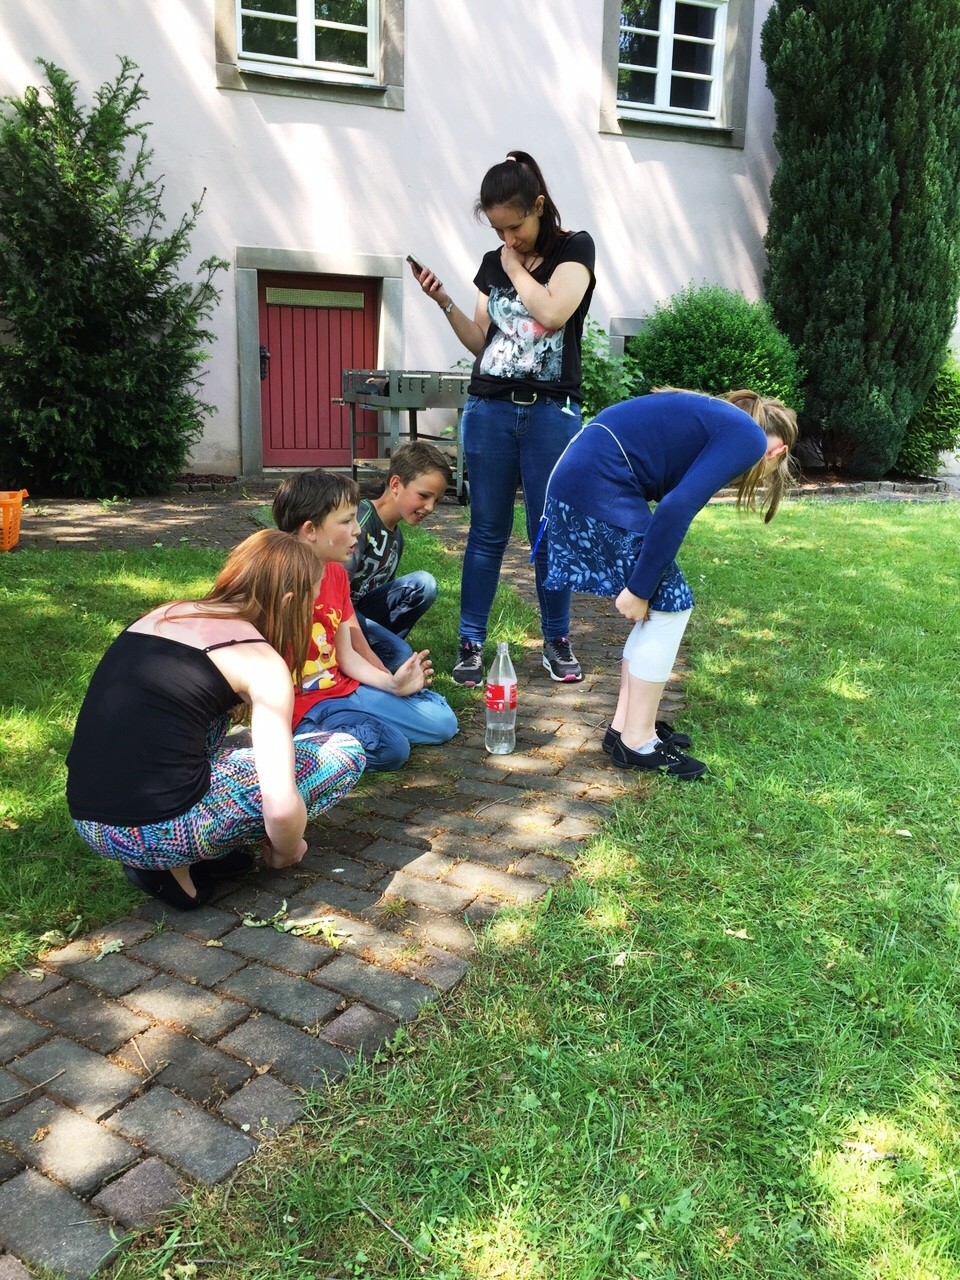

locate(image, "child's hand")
[[261, 835, 308, 868], [392, 649, 433, 697]]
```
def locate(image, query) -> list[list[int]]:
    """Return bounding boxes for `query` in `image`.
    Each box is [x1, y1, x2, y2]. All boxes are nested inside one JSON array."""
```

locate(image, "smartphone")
[[406, 253, 427, 274]]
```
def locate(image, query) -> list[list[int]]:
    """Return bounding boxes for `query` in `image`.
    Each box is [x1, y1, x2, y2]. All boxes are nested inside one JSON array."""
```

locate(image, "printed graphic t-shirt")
[[344, 498, 403, 602], [468, 230, 596, 404], [291, 562, 360, 728]]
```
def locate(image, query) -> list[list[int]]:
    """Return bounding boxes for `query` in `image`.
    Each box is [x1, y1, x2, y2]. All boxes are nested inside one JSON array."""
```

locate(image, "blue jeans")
[[460, 394, 580, 644], [355, 569, 438, 671], [294, 686, 458, 773]]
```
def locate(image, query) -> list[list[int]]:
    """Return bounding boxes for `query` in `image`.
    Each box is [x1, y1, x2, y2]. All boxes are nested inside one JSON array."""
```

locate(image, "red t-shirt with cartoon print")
[[291, 562, 360, 728]]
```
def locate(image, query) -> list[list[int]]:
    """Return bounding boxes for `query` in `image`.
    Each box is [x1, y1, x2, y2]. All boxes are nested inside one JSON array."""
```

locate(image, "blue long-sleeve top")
[[546, 392, 767, 599]]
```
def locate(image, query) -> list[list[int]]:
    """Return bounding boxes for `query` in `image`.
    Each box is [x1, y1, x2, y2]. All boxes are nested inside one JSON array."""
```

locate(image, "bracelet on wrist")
[[442, 300, 455, 315]]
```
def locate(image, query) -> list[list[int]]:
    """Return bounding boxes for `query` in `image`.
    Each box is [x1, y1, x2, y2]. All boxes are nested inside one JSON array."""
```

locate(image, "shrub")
[[0, 59, 227, 496], [579, 317, 640, 419], [896, 349, 960, 477], [623, 284, 804, 409], [762, 1, 960, 478]]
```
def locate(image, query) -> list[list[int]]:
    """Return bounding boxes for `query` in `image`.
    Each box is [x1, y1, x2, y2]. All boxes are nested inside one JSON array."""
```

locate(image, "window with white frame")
[[618, 0, 727, 120], [236, 0, 378, 84], [600, 0, 753, 146]]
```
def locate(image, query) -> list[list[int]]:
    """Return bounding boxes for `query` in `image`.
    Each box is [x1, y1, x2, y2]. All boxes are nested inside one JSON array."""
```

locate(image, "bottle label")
[[485, 682, 517, 712]]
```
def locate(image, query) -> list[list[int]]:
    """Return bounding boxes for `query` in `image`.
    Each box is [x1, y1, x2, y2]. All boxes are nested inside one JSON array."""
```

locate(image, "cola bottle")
[[485, 641, 517, 755]]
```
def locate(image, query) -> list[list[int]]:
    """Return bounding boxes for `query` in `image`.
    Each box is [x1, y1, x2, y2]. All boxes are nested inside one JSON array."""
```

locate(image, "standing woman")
[[541, 389, 798, 779], [66, 530, 365, 909], [411, 150, 596, 686]]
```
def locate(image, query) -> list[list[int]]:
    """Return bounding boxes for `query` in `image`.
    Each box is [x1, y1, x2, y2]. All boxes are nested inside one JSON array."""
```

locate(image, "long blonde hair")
[[722, 389, 798, 523], [167, 529, 317, 683]]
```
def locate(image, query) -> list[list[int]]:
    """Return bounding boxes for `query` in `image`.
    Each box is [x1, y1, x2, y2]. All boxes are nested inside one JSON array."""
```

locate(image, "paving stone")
[[213, 885, 290, 917], [375, 870, 474, 914], [113, 1025, 254, 1103], [411, 809, 494, 839], [9, 1038, 140, 1119], [91, 1157, 185, 1228], [121, 975, 248, 1041], [396, 945, 471, 993], [446, 862, 547, 904], [342, 794, 421, 823], [217, 924, 335, 974], [428, 833, 515, 868], [28, 984, 149, 1055], [128, 931, 247, 986], [134, 899, 239, 938], [219, 1013, 350, 1091], [0, 1069, 34, 1122], [358, 845, 457, 877], [514, 852, 574, 882], [464, 893, 504, 925], [454, 776, 516, 802], [477, 801, 561, 832], [313, 955, 436, 1021], [0, 1097, 138, 1196], [245, 868, 305, 898], [300, 849, 381, 887], [0, 1149, 24, 1185], [340, 817, 431, 848], [0, 969, 66, 1006], [292, 878, 379, 914], [500, 754, 564, 777], [108, 1086, 257, 1184], [219, 1074, 304, 1136], [0, 1010, 49, 1065], [0, 1253, 34, 1279], [57, 953, 155, 997], [36, 939, 95, 967], [321, 1004, 397, 1055], [0, 1169, 120, 1279], [304, 825, 374, 857], [363, 902, 478, 957], [217, 964, 341, 1029], [84, 918, 156, 950]]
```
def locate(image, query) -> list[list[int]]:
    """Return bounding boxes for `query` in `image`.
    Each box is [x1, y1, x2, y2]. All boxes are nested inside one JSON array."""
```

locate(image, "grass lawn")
[[4, 500, 960, 1278]]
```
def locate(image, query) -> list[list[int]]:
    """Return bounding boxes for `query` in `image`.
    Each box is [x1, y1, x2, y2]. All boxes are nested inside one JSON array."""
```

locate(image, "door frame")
[[236, 247, 403, 478]]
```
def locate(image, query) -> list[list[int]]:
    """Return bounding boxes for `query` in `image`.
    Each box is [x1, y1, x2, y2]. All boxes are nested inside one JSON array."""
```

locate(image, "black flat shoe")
[[610, 737, 707, 780], [121, 864, 214, 911], [602, 721, 692, 753]]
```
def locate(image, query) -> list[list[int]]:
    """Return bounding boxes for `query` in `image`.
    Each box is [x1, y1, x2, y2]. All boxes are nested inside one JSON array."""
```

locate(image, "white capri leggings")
[[623, 609, 692, 683]]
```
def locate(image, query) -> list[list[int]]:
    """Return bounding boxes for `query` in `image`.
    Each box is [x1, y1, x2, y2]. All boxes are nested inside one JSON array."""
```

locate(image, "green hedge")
[[896, 348, 960, 477]]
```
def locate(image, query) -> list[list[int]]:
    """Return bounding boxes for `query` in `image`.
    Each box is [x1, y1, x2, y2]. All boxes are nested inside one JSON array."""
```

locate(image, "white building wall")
[[0, 0, 777, 474]]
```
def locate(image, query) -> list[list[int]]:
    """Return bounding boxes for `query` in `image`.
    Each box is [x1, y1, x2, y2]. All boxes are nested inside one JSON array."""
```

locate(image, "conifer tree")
[[0, 59, 226, 495], [762, 1, 960, 476]]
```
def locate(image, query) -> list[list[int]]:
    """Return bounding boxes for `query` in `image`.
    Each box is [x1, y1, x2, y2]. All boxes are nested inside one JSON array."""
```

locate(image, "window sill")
[[600, 107, 744, 150], [216, 61, 403, 110]]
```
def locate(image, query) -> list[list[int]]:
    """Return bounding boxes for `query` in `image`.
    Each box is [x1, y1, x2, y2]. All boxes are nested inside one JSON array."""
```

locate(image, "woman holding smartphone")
[[410, 150, 595, 687]]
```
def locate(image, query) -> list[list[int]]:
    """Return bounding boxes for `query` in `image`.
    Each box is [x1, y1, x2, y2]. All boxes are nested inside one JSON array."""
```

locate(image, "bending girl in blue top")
[[541, 389, 798, 779]]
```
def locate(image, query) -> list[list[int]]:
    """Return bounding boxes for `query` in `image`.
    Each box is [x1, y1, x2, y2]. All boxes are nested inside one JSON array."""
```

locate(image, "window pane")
[[674, 3, 716, 39], [315, 0, 366, 22], [673, 39, 713, 75], [315, 25, 368, 66], [620, 0, 660, 32], [670, 75, 711, 110], [244, 0, 296, 13], [620, 29, 658, 68], [618, 67, 656, 104], [241, 14, 297, 56]]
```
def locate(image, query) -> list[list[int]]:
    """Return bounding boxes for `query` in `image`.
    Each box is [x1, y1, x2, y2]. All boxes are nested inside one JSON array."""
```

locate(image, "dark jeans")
[[354, 570, 438, 671], [459, 394, 581, 644]]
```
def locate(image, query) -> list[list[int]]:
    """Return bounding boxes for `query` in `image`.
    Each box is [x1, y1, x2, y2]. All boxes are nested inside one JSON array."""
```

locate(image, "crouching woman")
[[66, 529, 365, 910]]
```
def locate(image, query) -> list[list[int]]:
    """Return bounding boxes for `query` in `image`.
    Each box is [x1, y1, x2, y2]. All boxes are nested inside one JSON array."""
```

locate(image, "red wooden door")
[[258, 272, 379, 467]]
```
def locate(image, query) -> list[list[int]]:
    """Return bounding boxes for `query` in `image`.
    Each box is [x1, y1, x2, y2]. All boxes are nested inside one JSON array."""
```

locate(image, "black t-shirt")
[[66, 631, 241, 826], [467, 230, 596, 404]]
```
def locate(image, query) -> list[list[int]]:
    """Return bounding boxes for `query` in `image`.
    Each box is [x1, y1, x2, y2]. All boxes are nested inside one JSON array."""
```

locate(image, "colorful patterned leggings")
[[73, 725, 365, 871]]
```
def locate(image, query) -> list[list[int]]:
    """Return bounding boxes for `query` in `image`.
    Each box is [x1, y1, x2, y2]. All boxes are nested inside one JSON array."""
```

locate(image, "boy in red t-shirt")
[[272, 470, 457, 772]]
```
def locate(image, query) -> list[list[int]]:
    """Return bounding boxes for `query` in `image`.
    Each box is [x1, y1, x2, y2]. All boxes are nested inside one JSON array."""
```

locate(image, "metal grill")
[[339, 369, 471, 500]]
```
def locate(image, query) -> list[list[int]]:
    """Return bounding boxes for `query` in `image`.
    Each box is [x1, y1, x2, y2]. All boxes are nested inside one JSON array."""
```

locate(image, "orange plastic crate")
[[0, 489, 28, 551]]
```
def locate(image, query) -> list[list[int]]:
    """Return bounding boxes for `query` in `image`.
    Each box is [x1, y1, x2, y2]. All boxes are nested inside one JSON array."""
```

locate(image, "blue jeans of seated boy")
[[357, 570, 437, 638], [460, 395, 580, 644], [355, 614, 413, 673], [293, 686, 457, 772]]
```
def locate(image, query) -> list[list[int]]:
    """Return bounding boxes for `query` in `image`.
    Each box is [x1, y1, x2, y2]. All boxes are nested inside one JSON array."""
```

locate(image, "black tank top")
[[66, 630, 264, 826]]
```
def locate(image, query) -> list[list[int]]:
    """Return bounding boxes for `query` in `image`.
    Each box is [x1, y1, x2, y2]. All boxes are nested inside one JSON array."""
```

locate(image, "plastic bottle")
[[485, 641, 517, 755]]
